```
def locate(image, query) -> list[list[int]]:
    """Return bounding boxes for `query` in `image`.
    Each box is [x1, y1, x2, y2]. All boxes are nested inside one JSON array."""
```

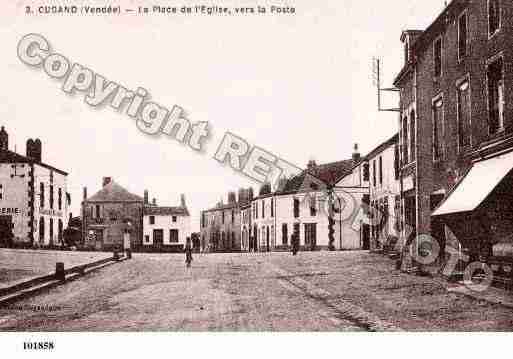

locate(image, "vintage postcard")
[[0, 0, 512, 357]]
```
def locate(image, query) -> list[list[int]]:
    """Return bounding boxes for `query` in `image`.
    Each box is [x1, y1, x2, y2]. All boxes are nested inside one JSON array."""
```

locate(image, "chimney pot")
[[180, 194, 186, 208], [83, 187, 87, 200], [144, 190, 149, 205], [102, 177, 112, 187]]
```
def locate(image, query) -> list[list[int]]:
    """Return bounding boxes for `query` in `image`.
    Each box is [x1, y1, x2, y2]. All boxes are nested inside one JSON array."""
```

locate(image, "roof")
[[0, 149, 68, 175], [365, 134, 399, 160], [202, 202, 240, 213], [394, 0, 467, 85], [86, 180, 144, 203], [277, 158, 356, 195], [144, 206, 189, 216]]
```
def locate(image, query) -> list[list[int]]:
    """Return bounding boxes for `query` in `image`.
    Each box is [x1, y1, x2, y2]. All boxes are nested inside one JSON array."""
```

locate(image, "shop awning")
[[433, 151, 513, 217]]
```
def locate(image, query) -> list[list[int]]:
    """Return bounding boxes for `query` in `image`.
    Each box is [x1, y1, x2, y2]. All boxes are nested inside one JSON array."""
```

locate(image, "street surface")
[[1, 251, 513, 331], [0, 249, 111, 286]]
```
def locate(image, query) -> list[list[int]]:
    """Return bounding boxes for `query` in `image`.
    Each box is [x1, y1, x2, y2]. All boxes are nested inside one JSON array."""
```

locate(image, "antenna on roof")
[[372, 57, 400, 113]]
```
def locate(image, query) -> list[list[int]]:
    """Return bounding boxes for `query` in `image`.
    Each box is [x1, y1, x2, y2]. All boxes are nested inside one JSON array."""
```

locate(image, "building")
[[200, 188, 253, 252], [393, 0, 513, 260], [0, 126, 70, 248], [240, 202, 252, 252], [82, 177, 143, 251], [365, 134, 401, 250], [142, 192, 191, 252], [250, 146, 368, 252]]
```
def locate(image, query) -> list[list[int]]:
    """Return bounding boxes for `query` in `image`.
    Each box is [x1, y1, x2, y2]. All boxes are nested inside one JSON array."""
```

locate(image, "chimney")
[[144, 190, 149, 205], [0, 126, 8, 151], [180, 194, 186, 208], [102, 177, 112, 187], [228, 191, 236, 204], [152, 198, 157, 206], [307, 159, 317, 169], [83, 187, 87, 200], [26, 138, 42, 162], [352, 143, 361, 162]]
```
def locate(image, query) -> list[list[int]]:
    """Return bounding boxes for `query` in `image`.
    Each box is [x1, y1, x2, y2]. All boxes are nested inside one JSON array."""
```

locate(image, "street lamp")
[[124, 220, 132, 259]]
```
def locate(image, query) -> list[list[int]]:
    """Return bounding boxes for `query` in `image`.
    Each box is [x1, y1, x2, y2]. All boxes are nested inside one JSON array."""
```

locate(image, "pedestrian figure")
[[292, 233, 299, 256], [185, 237, 193, 268]]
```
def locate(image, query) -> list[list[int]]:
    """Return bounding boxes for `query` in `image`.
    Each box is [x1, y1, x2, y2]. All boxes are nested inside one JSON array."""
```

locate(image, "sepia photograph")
[[0, 0, 512, 357]]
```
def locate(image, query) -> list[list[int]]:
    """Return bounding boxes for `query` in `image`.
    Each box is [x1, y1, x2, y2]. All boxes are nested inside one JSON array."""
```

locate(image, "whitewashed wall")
[[143, 214, 190, 246]]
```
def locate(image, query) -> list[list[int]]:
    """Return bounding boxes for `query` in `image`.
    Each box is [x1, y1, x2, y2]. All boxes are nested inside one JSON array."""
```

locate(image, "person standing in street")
[[185, 237, 193, 268]]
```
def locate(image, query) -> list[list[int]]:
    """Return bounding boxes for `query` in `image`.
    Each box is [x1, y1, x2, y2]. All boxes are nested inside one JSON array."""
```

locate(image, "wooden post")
[[55, 262, 65, 281]]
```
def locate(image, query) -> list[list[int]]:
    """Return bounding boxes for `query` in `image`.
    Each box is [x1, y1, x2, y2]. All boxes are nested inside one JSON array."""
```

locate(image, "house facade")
[[142, 193, 190, 252], [365, 134, 401, 250], [394, 0, 513, 260], [0, 127, 70, 248], [82, 177, 143, 251], [200, 189, 252, 252]]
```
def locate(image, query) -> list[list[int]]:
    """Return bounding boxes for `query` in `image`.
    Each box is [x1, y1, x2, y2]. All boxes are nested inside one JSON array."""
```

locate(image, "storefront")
[[433, 150, 513, 262]]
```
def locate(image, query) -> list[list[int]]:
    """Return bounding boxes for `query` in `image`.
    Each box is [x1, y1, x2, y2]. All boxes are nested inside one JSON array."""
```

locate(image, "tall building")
[[393, 0, 513, 260], [0, 126, 70, 248]]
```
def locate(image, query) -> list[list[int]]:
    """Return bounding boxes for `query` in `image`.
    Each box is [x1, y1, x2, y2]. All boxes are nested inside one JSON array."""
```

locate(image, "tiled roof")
[[0, 149, 68, 175], [144, 206, 189, 216], [277, 159, 356, 194], [87, 181, 143, 203]]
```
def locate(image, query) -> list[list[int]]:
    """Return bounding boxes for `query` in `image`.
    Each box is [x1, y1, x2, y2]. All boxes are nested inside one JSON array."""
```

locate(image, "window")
[[457, 80, 471, 148], [271, 198, 274, 218], [489, 0, 500, 37], [262, 200, 265, 218], [310, 196, 317, 217], [402, 117, 409, 164], [379, 156, 383, 185], [232, 231, 236, 249], [145, 235, 150, 243], [409, 110, 416, 162], [363, 163, 369, 181], [58, 188, 62, 210], [40, 182, 44, 208], [149, 215, 155, 225], [458, 13, 468, 60], [231, 210, 234, 224], [433, 98, 444, 161], [304, 223, 317, 250], [172, 216, 177, 223], [50, 185, 54, 209], [434, 37, 442, 77], [39, 217, 44, 242], [488, 57, 504, 134], [293, 198, 300, 218], [49, 218, 54, 244], [0, 184, 3, 200], [169, 229, 179, 243], [282, 223, 288, 245], [58, 219, 63, 241], [222, 211, 225, 224], [372, 160, 376, 187], [293, 223, 300, 243], [394, 145, 400, 180], [95, 204, 101, 219]]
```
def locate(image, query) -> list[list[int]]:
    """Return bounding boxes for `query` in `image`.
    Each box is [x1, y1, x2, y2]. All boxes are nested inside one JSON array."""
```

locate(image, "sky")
[[0, 0, 449, 230]]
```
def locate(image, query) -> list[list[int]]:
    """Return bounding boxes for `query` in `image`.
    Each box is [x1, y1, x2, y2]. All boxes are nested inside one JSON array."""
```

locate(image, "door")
[[153, 229, 164, 251], [305, 223, 317, 251], [0, 215, 13, 247], [94, 229, 103, 250]]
